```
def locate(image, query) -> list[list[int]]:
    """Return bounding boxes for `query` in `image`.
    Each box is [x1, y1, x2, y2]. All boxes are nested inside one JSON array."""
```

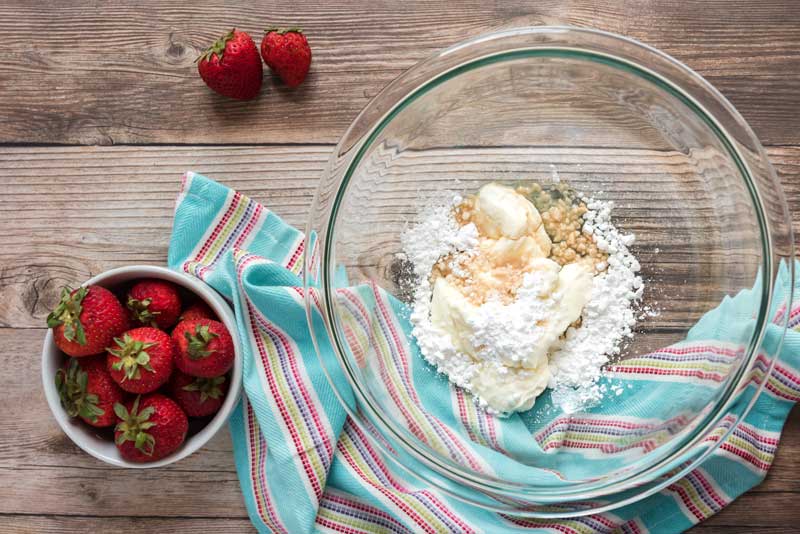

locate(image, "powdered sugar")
[[401, 196, 477, 282], [466, 268, 558, 367], [402, 197, 480, 387]]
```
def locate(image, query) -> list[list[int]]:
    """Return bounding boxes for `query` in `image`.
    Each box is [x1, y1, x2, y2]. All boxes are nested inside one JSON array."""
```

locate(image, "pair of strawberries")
[[197, 27, 312, 100], [48, 281, 234, 462]]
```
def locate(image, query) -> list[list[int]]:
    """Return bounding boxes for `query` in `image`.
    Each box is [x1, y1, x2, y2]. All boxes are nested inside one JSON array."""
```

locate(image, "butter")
[[430, 277, 476, 357], [473, 182, 552, 256], [471, 361, 550, 413]]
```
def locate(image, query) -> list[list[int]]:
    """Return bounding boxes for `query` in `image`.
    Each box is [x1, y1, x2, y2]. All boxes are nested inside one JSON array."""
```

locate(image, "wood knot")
[[164, 32, 193, 65], [167, 41, 185, 58], [80, 481, 99, 503]]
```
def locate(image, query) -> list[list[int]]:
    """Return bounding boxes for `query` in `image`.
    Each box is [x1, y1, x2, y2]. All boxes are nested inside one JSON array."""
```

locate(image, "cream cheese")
[[426, 183, 592, 413]]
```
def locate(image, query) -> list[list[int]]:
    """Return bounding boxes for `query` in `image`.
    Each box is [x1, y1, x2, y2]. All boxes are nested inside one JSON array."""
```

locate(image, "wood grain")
[[0, 0, 797, 145], [0, 145, 326, 329], [0, 144, 782, 347], [3, 145, 796, 332]]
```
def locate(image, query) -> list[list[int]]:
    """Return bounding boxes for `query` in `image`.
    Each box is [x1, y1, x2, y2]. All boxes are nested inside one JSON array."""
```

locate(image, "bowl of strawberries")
[[41, 265, 242, 467]]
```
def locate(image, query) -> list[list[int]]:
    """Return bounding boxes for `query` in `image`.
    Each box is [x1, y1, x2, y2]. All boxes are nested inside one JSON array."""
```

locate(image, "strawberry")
[[114, 394, 188, 462], [106, 327, 174, 394], [126, 279, 182, 329], [56, 357, 125, 427], [260, 27, 312, 87], [170, 370, 228, 417], [179, 301, 216, 322], [47, 285, 129, 357], [172, 319, 235, 377], [197, 29, 263, 100]]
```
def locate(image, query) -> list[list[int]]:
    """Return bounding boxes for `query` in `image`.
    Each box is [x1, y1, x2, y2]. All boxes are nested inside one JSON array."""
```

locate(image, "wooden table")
[[2, 2, 798, 532]]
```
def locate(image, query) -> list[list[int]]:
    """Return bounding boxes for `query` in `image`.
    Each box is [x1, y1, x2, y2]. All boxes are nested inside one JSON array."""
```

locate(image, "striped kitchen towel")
[[168, 172, 799, 533]]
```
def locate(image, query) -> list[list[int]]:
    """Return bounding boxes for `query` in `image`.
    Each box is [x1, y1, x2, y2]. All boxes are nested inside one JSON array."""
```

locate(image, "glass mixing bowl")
[[304, 27, 794, 516]]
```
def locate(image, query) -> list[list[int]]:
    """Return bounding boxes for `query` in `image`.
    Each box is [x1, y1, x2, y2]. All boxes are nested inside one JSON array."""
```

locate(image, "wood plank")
[[695, 408, 800, 531], [3, 145, 798, 333], [0, 145, 326, 329], [1, 516, 255, 534], [0, 0, 797, 145], [0, 515, 795, 534], [695, 492, 800, 531]]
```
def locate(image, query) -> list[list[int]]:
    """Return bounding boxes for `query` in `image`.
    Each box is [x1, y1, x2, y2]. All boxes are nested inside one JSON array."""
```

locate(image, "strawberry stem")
[[46, 286, 88, 345], [185, 324, 219, 360], [126, 295, 161, 326], [109, 334, 157, 381], [196, 29, 235, 64], [114, 396, 157, 455], [182, 375, 226, 402], [55, 359, 105, 422]]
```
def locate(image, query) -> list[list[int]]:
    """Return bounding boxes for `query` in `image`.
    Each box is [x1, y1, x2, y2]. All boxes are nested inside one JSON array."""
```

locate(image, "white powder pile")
[[401, 195, 478, 283], [402, 189, 643, 414], [548, 197, 642, 412], [402, 197, 481, 387], [467, 268, 560, 367]]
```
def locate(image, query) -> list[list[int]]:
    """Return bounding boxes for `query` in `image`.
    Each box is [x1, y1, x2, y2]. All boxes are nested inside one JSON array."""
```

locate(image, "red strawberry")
[[170, 370, 228, 417], [114, 394, 188, 462], [47, 285, 128, 357], [106, 327, 174, 394], [260, 27, 312, 87], [172, 319, 235, 377], [197, 29, 263, 100], [56, 357, 125, 427], [126, 279, 182, 329], [179, 301, 216, 322]]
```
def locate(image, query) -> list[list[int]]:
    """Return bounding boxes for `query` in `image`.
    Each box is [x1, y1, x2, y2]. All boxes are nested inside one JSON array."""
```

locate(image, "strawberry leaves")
[[182, 375, 226, 402], [114, 396, 157, 456], [109, 334, 157, 381], [185, 324, 218, 360], [126, 295, 161, 326], [265, 26, 303, 34], [55, 359, 105, 422], [196, 29, 235, 64], [47, 286, 88, 345]]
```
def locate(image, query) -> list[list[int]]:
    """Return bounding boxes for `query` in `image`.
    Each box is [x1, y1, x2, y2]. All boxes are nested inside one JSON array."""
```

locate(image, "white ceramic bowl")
[[41, 265, 242, 468]]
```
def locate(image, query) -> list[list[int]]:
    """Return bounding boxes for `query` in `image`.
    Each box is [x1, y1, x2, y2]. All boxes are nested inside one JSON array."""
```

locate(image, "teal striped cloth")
[[168, 172, 800, 533]]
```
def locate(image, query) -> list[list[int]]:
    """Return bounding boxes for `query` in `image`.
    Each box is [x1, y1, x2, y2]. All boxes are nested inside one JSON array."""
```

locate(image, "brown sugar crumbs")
[[452, 195, 477, 227], [517, 182, 608, 272]]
